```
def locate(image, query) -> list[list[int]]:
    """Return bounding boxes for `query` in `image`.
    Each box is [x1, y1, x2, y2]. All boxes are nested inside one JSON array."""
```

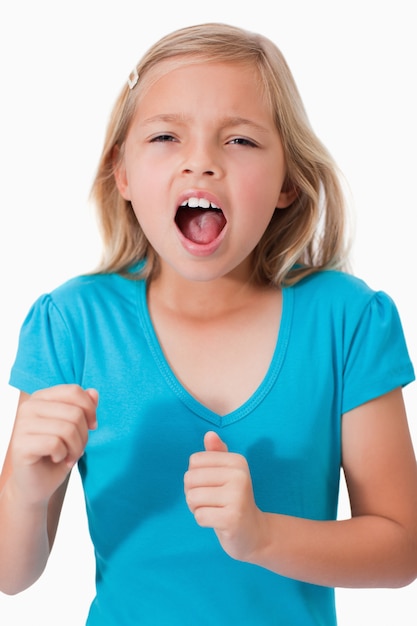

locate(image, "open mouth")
[[175, 197, 227, 245]]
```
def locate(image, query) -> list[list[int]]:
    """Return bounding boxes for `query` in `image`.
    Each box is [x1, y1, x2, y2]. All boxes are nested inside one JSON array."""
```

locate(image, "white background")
[[0, 1, 416, 623]]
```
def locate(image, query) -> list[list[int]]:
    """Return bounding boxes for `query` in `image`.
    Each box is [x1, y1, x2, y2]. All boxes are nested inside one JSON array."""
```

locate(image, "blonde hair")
[[91, 22, 350, 286]]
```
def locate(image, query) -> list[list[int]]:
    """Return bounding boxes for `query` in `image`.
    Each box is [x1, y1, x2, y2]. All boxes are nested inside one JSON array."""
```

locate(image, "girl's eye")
[[228, 137, 257, 147], [150, 134, 177, 143]]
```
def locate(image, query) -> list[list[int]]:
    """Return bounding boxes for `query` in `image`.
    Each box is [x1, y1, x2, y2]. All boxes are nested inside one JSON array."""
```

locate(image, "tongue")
[[178, 210, 226, 244]]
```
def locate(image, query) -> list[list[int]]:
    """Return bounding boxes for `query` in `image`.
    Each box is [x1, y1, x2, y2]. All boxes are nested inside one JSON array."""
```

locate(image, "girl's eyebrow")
[[142, 113, 186, 125], [220, 116, 270, 135], [141, 113, 270, 135]]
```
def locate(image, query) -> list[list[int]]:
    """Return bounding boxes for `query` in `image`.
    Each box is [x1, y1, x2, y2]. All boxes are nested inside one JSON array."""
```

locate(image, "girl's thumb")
[[204, 431, 228, 453]]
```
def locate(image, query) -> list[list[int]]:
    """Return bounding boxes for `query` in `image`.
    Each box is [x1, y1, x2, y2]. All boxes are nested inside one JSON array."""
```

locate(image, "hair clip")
[[127, 67, 139, 90]]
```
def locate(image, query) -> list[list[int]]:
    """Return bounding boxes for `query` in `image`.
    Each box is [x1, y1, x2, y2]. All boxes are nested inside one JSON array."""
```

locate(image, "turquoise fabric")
[[9, 270, 414, 625]]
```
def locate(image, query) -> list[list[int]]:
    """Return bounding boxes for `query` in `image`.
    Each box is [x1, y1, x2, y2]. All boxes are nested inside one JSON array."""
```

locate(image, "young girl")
[[1, 22, 416, 625]]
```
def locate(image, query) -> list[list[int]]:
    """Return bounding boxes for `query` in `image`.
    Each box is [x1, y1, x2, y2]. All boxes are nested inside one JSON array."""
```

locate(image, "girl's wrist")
[[1, 476, 50, 516]]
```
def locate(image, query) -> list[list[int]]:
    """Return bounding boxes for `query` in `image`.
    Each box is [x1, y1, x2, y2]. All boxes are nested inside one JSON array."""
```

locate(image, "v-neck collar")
[[137, 280, 292, 427]]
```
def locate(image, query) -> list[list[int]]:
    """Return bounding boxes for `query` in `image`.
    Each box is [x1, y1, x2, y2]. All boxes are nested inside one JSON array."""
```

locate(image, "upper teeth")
[[181, 197, 219, 209]]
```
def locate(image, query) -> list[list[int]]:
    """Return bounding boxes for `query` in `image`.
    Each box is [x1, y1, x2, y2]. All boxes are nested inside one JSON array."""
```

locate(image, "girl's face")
[[115, 60, 295, 283]]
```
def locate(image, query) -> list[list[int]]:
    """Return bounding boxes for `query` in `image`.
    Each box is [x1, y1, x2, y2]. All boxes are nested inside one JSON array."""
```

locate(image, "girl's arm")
[[184, 387, 417, 587], [0, 386, 97, 595]]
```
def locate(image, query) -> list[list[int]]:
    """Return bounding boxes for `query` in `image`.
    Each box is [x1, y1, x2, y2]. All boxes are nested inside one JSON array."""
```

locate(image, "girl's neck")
[[148, 262, 272, 320]]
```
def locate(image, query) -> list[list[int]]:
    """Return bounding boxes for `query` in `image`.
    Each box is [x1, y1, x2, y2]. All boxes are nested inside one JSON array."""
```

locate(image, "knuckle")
[[194, 508, 207, 526], [61, 419, 78, 439], [188, 453, 200, 468], [185, 493, 194, 510], [183, 472, 191, 490], [47, 435, 66, 457], [184, 487, 196, 508]]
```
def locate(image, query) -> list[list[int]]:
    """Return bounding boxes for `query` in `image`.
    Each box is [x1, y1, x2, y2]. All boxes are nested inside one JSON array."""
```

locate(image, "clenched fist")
[[184, 431, 267, 563]]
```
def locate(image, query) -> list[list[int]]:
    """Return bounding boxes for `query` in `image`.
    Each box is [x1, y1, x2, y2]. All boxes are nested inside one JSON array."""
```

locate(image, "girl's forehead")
[[135, 57, 264, 103], [130, 61, 272, 129]]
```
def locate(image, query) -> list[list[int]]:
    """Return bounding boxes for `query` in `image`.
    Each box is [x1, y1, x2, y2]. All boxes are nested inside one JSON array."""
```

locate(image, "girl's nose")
[[181, 143, 223, 178], [183, 166, 215, 176]]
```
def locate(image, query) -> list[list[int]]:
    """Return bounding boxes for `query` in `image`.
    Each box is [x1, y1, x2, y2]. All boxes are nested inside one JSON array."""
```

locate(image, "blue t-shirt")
[[9, 270, 415, 625]]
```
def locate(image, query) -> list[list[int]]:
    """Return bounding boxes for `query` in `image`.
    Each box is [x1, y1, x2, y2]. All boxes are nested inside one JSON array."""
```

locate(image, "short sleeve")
[[9, 294, 77, 393], [342, 290, 415, 413]]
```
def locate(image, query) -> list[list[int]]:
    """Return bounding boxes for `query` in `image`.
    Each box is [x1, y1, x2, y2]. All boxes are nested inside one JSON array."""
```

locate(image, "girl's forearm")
[[250, 512, 417, 589], [0, 480, 50, 595]]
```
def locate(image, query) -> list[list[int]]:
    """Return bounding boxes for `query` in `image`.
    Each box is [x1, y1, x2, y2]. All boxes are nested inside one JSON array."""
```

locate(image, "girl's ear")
[[276, 182, 298, 209], [112, 146, 131, 200]]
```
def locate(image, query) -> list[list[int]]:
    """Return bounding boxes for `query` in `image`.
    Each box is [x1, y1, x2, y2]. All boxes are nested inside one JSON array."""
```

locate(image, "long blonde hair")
[[91, 22, 350, 285]]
